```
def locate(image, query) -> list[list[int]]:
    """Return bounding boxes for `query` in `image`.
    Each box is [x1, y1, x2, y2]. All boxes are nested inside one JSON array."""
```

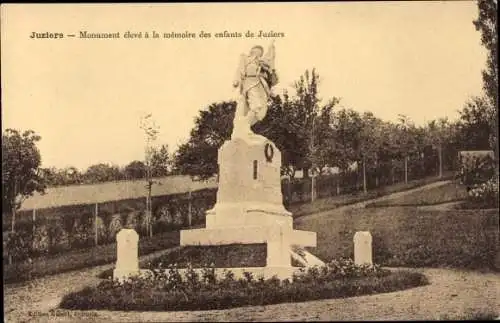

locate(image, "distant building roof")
[[20, 175, 217, 211]]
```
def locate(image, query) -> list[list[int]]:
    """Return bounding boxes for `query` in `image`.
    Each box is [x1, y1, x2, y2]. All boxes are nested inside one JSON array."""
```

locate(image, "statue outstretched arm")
[[233, 53, 246, 88], [262, 40, 276, 69]]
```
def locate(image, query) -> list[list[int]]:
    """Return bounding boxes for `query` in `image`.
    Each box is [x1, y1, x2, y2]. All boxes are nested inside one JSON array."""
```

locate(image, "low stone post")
[[266, 226, 291, 267], [353, 231, 373, 266], [113, 229, 139, 282]]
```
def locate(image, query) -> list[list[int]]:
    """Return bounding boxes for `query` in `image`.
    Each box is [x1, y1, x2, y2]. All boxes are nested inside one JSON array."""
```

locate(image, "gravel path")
[[6, 179, 498, 322]]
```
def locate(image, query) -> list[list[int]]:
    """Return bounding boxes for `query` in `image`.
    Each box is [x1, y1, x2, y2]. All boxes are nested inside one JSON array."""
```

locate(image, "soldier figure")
[[231, 41, 278, 139]]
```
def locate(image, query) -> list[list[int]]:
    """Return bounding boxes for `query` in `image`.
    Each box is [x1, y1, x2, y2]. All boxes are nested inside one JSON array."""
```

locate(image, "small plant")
[[201, 263, 217, 285]]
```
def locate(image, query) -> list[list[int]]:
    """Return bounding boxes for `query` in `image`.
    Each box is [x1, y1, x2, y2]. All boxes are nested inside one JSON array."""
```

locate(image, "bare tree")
[[140, 113, 160, 237]]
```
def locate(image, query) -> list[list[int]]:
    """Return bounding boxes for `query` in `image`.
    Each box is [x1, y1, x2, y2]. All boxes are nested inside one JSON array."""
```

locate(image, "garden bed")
[[60, 259, 428, 312]]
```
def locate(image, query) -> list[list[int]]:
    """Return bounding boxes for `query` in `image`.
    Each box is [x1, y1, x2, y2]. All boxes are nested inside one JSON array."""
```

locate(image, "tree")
[[83, 163, 123, 184], [256, 69, 324, 180], [359, 112, 384, 192], [150, 144, 170, 177], [458, 96, 495, 150], [123, 160, 147, 180], [2, 129, 46, 232], [293, 69, 321, 178], [140, 113, 160, 237], [426, 118, 455, 178], [396, 115, 419, 184], [311, 98, 341, 175], [41, 166, 83, 186], [473, 0, 498, 174], [173, 101, 235, 179]]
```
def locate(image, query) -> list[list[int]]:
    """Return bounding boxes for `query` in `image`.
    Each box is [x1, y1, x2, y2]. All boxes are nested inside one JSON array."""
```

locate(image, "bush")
[[60, 260, 428, 312], [457, 152, 495, 187], [465, 178, 499, 209], [4, 230, 32, 263]]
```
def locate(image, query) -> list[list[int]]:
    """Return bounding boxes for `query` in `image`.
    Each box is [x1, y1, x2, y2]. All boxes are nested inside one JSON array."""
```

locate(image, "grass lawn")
[[366, 181, 468, 208], [296, 206, 499, 270], [289, 173, 454, 218]]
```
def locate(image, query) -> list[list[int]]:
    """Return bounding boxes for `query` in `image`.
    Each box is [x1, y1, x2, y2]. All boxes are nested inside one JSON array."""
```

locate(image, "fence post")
[[32, 208, 36, 250], [363, 156, 367, 194], [94, 203, 99, 246], [188, 189, 192, 227], [404, 156, 408, 184], [311, 174, 316, 203]]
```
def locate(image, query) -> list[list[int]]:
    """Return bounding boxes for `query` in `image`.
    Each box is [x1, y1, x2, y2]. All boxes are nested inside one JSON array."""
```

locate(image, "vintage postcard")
[[2, 2, 498, 322]]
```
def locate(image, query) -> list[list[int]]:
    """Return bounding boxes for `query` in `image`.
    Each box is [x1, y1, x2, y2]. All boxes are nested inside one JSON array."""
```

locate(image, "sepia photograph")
[[1, 1, 499, 321]]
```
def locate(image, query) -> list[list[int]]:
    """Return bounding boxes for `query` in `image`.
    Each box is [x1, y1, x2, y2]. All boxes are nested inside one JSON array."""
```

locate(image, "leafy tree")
[[359, 112, 384, 192], [140, 113, 161, 237], [41, 166, 83, 186], [124, 160, 147, 180], [83, 163, 123, 184], [150, 144, 170, 177], [311, 98, 341, 175], [457, 96, 495, 150], [330, 108, 363, 173], [292, 69, 321, 177], [473, 0, 498, 174], [425, 117, 456, 178], [2, 129, 46, 231], [173, 101, 235, 179], [396, 115, 420, 183]]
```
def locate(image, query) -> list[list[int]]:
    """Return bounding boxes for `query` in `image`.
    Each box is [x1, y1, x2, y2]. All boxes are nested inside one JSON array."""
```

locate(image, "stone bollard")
[[113, 228, 139, 282], [353, 231, 373, 266]]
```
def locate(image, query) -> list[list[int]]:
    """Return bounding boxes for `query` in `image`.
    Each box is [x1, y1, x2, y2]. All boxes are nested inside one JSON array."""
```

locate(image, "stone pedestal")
[[180, 134, 321, 270], [354, 231, 373, 266], [113, 229, 139, 282]]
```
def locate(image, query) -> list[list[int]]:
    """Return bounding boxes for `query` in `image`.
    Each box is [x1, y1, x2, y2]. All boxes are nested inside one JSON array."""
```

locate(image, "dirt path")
[[295, 180, 451, 224]]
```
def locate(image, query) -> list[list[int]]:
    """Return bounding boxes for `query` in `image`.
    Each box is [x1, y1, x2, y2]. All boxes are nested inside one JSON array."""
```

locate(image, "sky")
[[1, 2, 487, 171]]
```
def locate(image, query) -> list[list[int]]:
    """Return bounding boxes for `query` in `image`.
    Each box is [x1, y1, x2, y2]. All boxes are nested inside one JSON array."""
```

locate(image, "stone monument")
[[180, 42, 322, 277]]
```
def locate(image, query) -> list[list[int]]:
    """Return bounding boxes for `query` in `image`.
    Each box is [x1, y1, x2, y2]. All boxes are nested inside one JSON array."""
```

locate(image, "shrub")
[[60, 260, 428, 312], [5, 230, 32, 263], [457, 153, 495, 187], [465, 178, 499, 209]]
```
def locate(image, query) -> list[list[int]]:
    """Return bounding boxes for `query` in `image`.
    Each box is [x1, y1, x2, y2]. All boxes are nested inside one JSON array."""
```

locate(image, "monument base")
[[179, 136, 324, 273], [113, 268, 140, 282]]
